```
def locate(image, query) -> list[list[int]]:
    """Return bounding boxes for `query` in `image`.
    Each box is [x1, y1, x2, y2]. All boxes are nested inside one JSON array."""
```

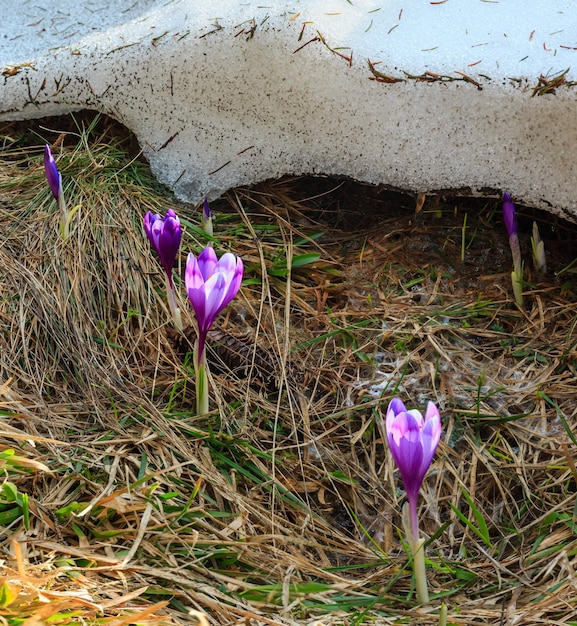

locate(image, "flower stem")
[[402, 498, 429, 605], [194, 339, 209, 415], [509, 233, 524, 308], [511, 267, 523, 309], [164, 272, 183, 331], [412, 537, 429, 605], [58, 193, 69, 239], [509, 233, 522, 276]]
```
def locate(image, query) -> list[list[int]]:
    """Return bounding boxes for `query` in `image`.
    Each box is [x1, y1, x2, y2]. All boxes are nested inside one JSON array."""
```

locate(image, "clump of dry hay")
[[1, 114, 577, 625]]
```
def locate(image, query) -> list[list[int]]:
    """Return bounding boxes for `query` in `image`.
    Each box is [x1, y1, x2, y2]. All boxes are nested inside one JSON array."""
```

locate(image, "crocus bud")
[[502, 192, 523, 307], [44, 144, 72, 238], [532, 222, 547, 274], [143, 209, 182, 277], [44, 145, 61, 200], [143, 209, 183, 330], [502, 192, 517, 240], [201, 196, 213, 237]]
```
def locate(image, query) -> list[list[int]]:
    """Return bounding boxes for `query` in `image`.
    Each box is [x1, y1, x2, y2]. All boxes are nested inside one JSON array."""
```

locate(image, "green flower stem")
[[61, 203, 82, 240], [402, 501, 429, 605], [511, 267, 523, 309], [58, 193, 68, 239], [508, 233, 524, 308], [412, 537, 429, 605], [164, 273, 183, 331], [194, 339, 209, 415], [509, 233, 522, 276]]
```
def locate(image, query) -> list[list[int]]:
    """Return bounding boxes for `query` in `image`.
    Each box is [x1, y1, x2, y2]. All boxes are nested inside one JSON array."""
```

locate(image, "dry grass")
[[1, 114, 577, 626]]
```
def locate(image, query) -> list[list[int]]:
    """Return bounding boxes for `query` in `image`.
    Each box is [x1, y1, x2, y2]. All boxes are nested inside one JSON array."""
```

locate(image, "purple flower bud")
[[44, 145, 61, 200], [185, 247, 243, 360], [201, 196, 213, 237], [502, 192, 518, 239], [386, 398, 441, 506], [143, 209, 182, 277], [203, 197, 211, 222], [502, 192, 523, 303]]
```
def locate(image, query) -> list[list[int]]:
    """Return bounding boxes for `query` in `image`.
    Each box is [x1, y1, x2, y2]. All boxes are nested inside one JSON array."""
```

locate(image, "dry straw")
[[1, 114, 577, 625]]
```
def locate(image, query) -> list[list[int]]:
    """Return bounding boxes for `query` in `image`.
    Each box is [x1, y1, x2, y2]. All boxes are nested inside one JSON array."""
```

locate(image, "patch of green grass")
[[450, 486, 493, 549], [0, 480, 29, 529]]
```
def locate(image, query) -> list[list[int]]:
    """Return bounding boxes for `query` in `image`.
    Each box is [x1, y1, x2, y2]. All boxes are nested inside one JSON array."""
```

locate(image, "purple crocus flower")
[[386, 397, 441, 545], [44, 145, 62, 199], [143, 209, 182, 278], [502, 192, 517, 239], [185, 247, 243, 361]]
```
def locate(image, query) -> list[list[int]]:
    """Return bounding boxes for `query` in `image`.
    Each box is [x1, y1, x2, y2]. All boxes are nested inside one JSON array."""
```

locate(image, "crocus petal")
[[215, 252, 237, 275], [159, 211, 182, 272], [396, 440, 425, 499], [186, 285, 209, 360], [423, 401, 442, 442], [197, 247, 218, 281], [386, 397, 406, 435], [44, 145, 61, 199], [201, 272, 229, 330], [150, 215, 163, 243], [186, 286, 207, 329], [143, 212, 158, 243], [216, 253, 244, 308], [185, 252, 205, 291], [225, 256, 243, 306], [188, 274, 224, 334]]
